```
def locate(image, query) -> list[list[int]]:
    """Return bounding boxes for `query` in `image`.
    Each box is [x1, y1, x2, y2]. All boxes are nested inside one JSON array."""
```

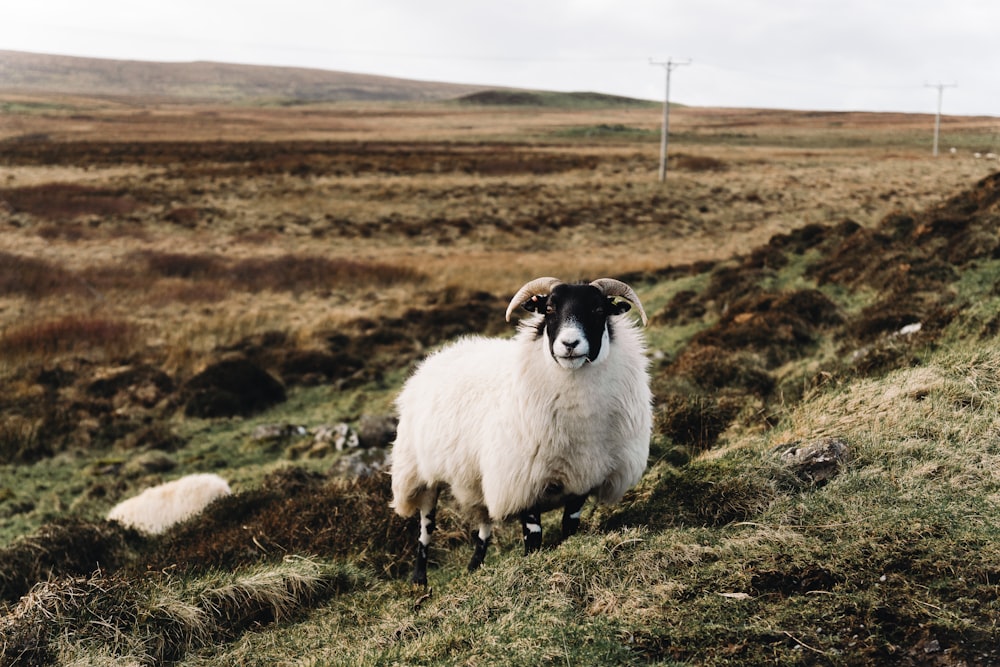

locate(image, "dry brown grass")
[[0, 315, 137, 362], [3, 96, 1000, 666], [0, 97, 995, 383], [0, 182, 141, 220]]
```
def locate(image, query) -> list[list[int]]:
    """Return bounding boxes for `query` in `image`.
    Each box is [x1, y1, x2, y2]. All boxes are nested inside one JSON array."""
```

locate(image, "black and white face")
[[523, 283, 630, 370]]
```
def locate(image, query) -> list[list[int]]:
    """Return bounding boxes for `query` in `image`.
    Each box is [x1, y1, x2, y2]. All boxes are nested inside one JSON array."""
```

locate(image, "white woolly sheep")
[[391, 277, 653, 584], [106, 472, 231, 534]]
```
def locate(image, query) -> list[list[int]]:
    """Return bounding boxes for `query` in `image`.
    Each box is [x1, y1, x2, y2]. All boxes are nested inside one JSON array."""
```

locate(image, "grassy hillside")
[[0, 50, 489, 103], [457, 89, 657, 109], [2, 100, 1000, 664]]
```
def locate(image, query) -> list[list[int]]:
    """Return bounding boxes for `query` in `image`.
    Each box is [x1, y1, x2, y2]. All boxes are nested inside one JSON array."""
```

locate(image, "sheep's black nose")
[[563, 339, 580, 350]]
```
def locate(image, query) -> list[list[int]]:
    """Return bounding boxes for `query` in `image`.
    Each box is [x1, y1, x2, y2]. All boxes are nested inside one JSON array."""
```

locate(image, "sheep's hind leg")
[[561, 493, 588, 540], [411, 487, 440, 586], [468, 518, 492, 571], [520, 505, 543, 554]]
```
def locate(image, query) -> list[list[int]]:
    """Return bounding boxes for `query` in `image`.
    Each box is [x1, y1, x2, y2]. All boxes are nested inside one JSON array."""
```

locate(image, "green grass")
[[0, 101, 76, 114], [456, 90, 658, 110], [672, 128, 1000, 152], [164, 344, 1000, 666], [6, 316, 1000, 665], [10, 336, 985, 666], [6, 167, 1000, 663], [553, 124, 660, 142]]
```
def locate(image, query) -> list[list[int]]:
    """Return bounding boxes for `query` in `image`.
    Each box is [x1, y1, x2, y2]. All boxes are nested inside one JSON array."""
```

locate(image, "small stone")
[[774, 437, 850, 484], [331, 448, 390, 478], [312, 423, 359, 451], [356, 414, 398, 449], [251, 423, 306, 443]]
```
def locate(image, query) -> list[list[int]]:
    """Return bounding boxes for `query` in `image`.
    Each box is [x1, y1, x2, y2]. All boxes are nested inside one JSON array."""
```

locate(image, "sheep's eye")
[[545, 303, 556, 315], [594, 306, 605, 316]]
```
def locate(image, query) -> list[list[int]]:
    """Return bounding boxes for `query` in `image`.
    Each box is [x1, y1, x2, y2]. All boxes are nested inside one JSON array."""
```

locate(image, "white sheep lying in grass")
[[391, 277, 653, 584], [106, 473, 231, 534]]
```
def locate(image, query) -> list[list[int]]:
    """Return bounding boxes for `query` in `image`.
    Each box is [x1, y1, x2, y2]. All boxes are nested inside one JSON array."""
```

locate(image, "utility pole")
[[925, 82, 957, 157], [650, 57, 690, 182]]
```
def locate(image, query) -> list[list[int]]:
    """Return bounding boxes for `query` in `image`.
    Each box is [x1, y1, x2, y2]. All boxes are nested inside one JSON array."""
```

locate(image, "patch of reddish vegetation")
[[0, 183, 141, 220]]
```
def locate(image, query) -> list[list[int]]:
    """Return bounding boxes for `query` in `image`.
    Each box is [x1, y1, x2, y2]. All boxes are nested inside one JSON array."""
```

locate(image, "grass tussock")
[[133, 250, 425, 293], [0, 556, 362, 667], [0, 518, 139, 605], [0, 416, 40, 466], [145, 469, 427, 579], [0, 249, 424, 310], [0, 315, 137, 362], [226, 254, 421, 292], [0, 252, 75, 298]]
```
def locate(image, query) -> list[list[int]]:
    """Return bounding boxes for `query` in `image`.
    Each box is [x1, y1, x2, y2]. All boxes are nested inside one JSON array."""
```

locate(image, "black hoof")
[[411, 542, 430, 586], [523, 531, 542, 554], [468, 533, 490, 571], [561, 516, 581, 539]]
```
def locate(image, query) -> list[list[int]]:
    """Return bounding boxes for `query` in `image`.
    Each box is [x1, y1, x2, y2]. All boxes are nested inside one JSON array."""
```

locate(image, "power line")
[[925, 82, 957, 157], [650, 57, 691, 183]]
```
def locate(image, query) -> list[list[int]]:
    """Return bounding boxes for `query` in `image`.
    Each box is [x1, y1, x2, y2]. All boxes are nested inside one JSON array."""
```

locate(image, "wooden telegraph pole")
[[925, 82, 957, 157], [650, 57, 690, 182]]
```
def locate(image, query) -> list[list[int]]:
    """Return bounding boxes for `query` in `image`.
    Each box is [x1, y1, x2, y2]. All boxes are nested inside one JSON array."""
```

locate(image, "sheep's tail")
[[389, 455, 422, 518]]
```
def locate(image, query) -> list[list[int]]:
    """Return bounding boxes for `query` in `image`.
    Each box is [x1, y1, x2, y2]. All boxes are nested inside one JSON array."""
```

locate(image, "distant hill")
[[458, 90, 656, 108], [0, 50, 490, 103]]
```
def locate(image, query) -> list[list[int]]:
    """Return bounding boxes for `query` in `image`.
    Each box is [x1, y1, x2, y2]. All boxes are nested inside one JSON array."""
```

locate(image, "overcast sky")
[[3, 0, 997, 116]]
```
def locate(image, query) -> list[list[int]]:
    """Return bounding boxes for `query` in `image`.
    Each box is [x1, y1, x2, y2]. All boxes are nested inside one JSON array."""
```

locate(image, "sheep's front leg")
[[561, 493, 588, 539], [467, 520, 493, 572], [411, 488, 440, 586], [520, 505, 543, 554]]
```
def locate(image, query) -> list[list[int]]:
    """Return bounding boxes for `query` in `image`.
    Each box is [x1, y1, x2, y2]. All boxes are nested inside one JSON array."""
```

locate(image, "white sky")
[[2, 0, 998, 116]]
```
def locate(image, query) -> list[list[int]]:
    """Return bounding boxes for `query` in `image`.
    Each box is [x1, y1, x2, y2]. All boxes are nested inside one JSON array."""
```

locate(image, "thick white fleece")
[[107, 473, 231, 534], [391, 314, 651, 521]]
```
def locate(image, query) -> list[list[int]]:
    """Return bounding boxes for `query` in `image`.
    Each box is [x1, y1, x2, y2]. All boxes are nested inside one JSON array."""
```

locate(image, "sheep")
[[390, 277, 653, 585], [106, 473, 231, 534]]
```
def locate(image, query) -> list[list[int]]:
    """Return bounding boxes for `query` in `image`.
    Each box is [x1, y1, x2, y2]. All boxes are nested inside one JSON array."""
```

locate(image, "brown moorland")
[[3, 89, 1000, 665]]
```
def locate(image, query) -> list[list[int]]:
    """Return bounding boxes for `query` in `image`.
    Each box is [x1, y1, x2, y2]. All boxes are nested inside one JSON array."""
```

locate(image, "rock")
[[331, 448, 390, 478], [312, 423, 358, 451], [356, 414, 397, 449], [285, 439, 335, 460], [251, 423, 307, 443], [773, 437, 850, 485]]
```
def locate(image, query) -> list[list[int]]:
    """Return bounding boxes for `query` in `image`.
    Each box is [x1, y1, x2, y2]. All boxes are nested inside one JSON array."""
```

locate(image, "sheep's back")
[[107, 473, 231, 534], [392, 336, 521, 510]]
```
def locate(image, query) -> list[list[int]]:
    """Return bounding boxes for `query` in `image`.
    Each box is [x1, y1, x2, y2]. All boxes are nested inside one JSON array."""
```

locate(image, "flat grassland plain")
[[3, 95, 1000, 665]]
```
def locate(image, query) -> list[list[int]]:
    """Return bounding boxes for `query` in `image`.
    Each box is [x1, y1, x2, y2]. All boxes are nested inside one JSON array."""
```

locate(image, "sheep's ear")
[[522, 294, 549, 314], [609, 298, 632, 316]]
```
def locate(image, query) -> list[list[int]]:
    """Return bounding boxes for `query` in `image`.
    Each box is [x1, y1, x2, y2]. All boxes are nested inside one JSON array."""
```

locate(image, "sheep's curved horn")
[[591, 278, 648, 326], [505, 277, 563, 322]]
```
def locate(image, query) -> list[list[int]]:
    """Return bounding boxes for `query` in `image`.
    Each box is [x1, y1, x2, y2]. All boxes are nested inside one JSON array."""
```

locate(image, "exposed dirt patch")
[[182, 358, 287, 418], [0, 139, 599, 177], [694, 289, 842, 367], [141, 469, 435, 579], [647, 171, 1000, 450], [750, 563, 846, 596]]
